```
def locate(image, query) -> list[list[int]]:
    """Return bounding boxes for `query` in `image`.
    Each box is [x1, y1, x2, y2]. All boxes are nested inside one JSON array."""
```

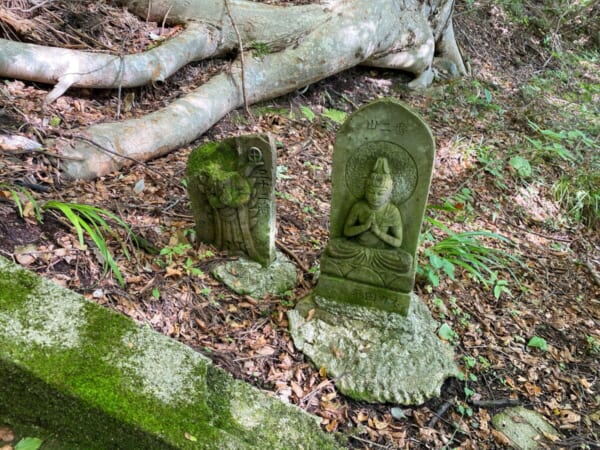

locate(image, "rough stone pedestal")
[[212, 252, 297, 298], [288, 293, 459, 405]]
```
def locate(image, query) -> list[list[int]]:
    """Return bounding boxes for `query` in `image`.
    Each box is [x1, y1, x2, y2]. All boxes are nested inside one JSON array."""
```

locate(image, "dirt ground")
[[1, 1, 599, 448]]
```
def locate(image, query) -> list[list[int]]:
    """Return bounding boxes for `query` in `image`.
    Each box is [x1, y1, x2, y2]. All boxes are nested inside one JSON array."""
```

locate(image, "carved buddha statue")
[[323, 157, 412, 288]]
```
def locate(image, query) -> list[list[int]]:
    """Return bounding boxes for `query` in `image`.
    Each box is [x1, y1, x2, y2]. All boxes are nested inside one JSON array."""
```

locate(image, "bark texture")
[[0, 0, 466, 179]]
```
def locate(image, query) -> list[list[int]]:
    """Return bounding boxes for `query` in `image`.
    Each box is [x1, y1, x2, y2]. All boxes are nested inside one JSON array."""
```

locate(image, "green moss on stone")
[[0, 268, 39, 308], [186, 141, 238, 178], [0, 256, 343, 449]]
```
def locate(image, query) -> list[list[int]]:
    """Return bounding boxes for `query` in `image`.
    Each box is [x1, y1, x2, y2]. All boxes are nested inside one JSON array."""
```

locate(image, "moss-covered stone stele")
[[187, 134, 276, 267], [316, 98, 435, 314]]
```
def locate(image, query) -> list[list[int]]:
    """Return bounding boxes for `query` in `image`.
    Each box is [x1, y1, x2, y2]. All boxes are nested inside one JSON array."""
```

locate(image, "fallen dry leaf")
[[0, 427, 14, 442], [491, 429, 513, 446], [558, 409, 581, 424]]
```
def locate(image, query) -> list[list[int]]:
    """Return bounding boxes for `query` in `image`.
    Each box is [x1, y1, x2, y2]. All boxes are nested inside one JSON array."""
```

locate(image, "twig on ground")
[[299, 378, 334, 406], [499, 218, 573, 243], [14, 0, 56, 14], [276, 238, 310, 273], [348, 435, 390, 449], [0, 148, 84, 161], [428, 399, 454, 428], [224, 0, 253, 121], [471, 398, 520, 408], [581, 260, 600, 287]]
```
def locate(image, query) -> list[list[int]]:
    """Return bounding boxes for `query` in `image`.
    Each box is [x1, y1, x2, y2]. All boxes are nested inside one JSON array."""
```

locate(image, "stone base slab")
[[211, 252, 297, 298], [315, 274, 411, 315], [288, 293, 459, 405]]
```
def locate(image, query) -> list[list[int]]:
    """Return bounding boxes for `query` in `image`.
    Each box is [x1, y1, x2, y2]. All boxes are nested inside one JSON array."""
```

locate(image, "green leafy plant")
[[509, 155, 533, 179], [184, 257, 204, 277], [159, 242, 193, 266], [1, 184, 137, 286], [249, 41, 270, 57], [0, 183, 43, 221], [419, 216, 520, 290], [43, 201, 134, 286], [438, 323, 457, 343], [14, 437, 43, 450], [525, 121, 595, 162], [475, 145, 508, 190], [300, 105, 316, 122], [527, 335, 549, 351], [321, 108, 347, 124], [276, 165, 292, 180], [586, 335, 600, 354], [553, 164, 600, 227]]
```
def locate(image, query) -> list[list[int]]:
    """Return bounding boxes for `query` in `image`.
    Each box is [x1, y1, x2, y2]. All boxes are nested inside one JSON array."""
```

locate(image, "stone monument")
[[187, 134, 296, 297], [289, 99, 459, 404]]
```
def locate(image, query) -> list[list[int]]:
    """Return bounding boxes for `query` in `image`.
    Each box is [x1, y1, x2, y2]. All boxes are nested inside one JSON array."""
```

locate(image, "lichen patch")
[[111, 327, 208, 405], [0, 290, 85, 350]]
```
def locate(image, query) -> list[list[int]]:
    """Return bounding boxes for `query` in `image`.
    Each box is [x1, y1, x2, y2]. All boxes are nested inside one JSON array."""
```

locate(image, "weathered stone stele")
[[186, 134, 276, 267], [289, 98, 458, 405], [316, 98, 435, 315]]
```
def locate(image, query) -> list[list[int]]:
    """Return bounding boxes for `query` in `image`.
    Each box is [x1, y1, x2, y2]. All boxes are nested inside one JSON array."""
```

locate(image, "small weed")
[[438, 323, 458, 343], [249, 41, 270, 57], [159, 243, 192, 266], [0, 183, 43, 221], [300, 105, 316, 122], [527, 335, 548, 351], [553, 164, 599, 227], [280, 291, 294, 308], [431, 296, 447, 319], [302, 205, 316, 215], [184, 257, 204, 277], [303, 161, 323, 171], [198, 249, 215, 260], [419, 216, 521, 290], [276, 165, 293, 180], [586, 335, 600, 354], [1, 184, 138, 287], [508, 155, 533, 179], [275, 191, 298, 202], [44, 201, 135, 287], [321, 108, 347, 125], [476, 145, 508, 189], [466, 80, 504, 116]]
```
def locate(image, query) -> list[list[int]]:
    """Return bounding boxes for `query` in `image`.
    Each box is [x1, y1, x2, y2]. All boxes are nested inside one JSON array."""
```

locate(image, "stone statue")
[[323, 156, 413, 287], [186, 134, 297, 298], [186, 135, 276, 267], [315, 99, 435, 314], [289, 99, 459, 405]]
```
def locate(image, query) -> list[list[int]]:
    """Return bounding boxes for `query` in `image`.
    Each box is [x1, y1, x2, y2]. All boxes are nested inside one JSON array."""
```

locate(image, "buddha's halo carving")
[[345, 141, 418, 206]]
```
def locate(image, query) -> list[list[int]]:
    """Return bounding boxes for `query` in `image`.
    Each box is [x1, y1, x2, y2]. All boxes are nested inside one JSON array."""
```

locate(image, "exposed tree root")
[[0, 0, 467, 179]]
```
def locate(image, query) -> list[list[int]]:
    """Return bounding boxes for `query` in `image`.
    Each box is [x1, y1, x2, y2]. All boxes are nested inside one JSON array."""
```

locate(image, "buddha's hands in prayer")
[[370, 216, 382, 236]]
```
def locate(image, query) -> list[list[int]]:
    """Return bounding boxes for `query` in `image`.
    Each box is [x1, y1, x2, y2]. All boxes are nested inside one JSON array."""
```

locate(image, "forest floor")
[[0, 0, 599, 448]]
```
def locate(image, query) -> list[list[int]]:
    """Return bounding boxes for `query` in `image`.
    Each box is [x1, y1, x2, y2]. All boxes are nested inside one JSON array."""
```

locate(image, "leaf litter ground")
[[0, 1, 599, 448]]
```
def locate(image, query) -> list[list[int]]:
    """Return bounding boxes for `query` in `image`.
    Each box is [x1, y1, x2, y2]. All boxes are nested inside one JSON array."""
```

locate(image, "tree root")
[[0, 0, 467, 179]]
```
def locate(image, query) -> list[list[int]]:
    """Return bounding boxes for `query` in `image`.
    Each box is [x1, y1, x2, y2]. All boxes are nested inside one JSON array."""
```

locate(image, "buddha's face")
[[365, 180, 393, 209]]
